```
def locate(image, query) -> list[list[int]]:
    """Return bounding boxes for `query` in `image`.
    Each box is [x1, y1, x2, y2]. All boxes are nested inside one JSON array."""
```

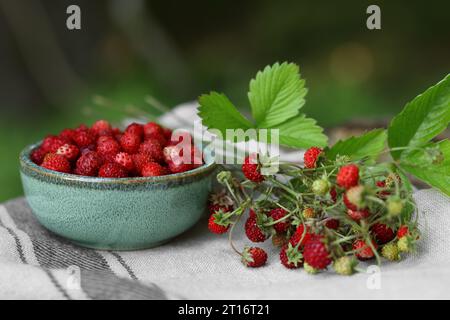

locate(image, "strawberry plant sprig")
[[200, 62, 449, 274]]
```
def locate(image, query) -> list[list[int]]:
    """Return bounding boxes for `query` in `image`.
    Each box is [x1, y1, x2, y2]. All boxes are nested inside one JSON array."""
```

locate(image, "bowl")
[[19, 142, 216, 250]]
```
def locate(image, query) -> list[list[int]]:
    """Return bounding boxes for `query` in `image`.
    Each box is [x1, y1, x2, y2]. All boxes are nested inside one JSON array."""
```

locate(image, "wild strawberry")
[[139, 138, 164, 163], [120, 133, 141, 154], [269, 208, 290, 232], [381, 242, 400, 261], [132, 153, 154, 174], [290, 224, 311, 247], [141, 162, 168, 177], [303, 235, 332, 269], [41, 153, 71, 173], [333, 256, 358, 275], [72, 130, 95, 148], [324, 218, 340, 230], [125, 123, 144, 138], [98, 162, 128, 178], [114, 152, 134, 172], [302, 207, 316, 219], [347, 208, 370, 222], [208, 191, 234, 215], [336, 164, 359, 189], [168, 130, 192, 146], [397, 225, 409, 238], [371, 223, 395, 244], [91, 120, 112, 136], [41, 135, 66, 153], [345, 185, 366, 209], [303, 262, 319, 274], [280, 243, 303, 269], [353, 239, 377, 261], [143, 122, 164, 139], [376, 180, 390, 198], [74, 151, 102, 176], [56, 144, 79, 161], [387, 197, 404, 216], [245, 216, 267, 242], [207, 214, 229, 234], [97, 136, 120, 156], [311, 178, 330, 195], [58, 128, 75, 143], [304, 147, 322, 169], [397, 236, 413, 253], [330, 187, 337, 202], [249, 208, 256, 218], [343, 193, 357, 210], [30, 148, 47, 165], [163, 127, 172, 140], [242, 247, 267, 268], [242, 154, 264, 183]]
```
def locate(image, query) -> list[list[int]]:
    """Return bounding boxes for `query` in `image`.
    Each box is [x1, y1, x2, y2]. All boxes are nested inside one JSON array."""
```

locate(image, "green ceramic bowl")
[[19, 142, 216, 250]]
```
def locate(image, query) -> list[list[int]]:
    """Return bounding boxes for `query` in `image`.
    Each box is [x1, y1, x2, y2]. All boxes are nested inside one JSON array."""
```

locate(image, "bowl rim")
[[20, 141, 217, 185]]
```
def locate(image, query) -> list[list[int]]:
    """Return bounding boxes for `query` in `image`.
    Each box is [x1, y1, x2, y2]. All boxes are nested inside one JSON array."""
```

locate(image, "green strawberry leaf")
[[198, 92, 253, 136], [399, 139, 450, 196], [248, 62, 307, 128], [277, 114, 328, 148], [326, 129, 387, 161], [388, 74, 450, 160]]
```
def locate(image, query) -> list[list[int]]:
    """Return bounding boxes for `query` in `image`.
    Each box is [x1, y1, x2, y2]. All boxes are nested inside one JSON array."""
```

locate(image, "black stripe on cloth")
[[4, 198, 169, 300], [4, 226, 27, 264], [110, 252, 138, 281], [42, 268, 72, 300]]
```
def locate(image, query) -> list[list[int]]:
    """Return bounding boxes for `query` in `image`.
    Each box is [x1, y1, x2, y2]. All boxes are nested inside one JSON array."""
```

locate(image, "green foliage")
[[198, 62, 327, 148]]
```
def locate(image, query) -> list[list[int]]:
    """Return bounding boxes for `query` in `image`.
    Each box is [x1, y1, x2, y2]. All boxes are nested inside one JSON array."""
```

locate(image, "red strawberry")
[[125, 123, 144, 138], [141, 162, 168, 177], [280, 244, 303, 269], [269, 208, 290, 233], [30, 148, 47, 165], [114, 152, 134, 172], [289, 224, 311, 247], [208, 191, 234, 215], [249, 208, 256, 218], [397, 225, 409, 238], [330, 187, 337, 203], [74, 151, 102, 176], [167, 130, 191, 146], [41, 153, 71, 173], [324, 218, 340, 230], [120, 133, 141, 154], [336, 164, 359, 189], [56, 144, 79, 161], [72, 129, 95, 148], [303, 235, 332, 269], [245, 216, 267, 242], [371, 223, 395, 244], [343, 192, 358, 210], [143, 122, 164, 139], [207, 214, 229, 234], [376, 180, 391, 198], [97, 136, 120, 156], [168, 161, 193, 174], [162, 127, 172, 140], [132, 153, 154, 174], [139, 138, 164, 163], [347, 209, 370, 221], [91, 120, 112, 136], [41, 135, 66, 153], [353, 239, 377, 261], [58, 128, 75, 143], [304, 147, 322, 169], [242, 154, 264, 183], [242, 247, 267, 268], [98, 162, 128, 178]]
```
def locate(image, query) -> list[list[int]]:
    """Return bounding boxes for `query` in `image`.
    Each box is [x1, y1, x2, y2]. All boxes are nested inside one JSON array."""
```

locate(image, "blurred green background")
[[0, 0, 449, 201]]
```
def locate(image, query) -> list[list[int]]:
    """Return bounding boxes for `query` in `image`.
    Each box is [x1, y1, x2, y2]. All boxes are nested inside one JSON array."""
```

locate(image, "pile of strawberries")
[[208, 148, 419, 274], [30, 120, 203, 178]]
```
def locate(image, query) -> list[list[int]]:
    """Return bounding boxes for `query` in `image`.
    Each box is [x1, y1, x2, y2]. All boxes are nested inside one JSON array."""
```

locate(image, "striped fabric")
[[1, 190, 450, 300]]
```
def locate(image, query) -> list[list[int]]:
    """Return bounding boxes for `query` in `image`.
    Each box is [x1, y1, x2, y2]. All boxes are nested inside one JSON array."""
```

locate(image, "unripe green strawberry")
[[397, 236, 413, 253], [387, 197, 404, 216], [382, 242, 401, 261], [302, 207, 316, 219], [311, 178, 330, 196], [304, 262, 319, 274], [333, 256, 358, 276]]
